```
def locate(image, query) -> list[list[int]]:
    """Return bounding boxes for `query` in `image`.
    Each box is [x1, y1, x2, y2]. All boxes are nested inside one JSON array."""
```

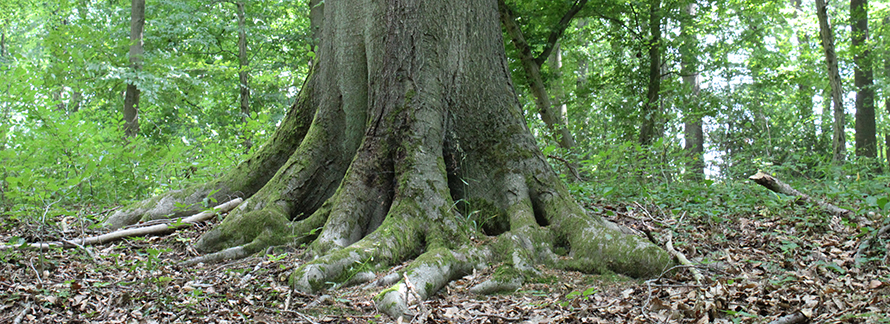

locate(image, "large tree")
[[104, 0, 672, 319]]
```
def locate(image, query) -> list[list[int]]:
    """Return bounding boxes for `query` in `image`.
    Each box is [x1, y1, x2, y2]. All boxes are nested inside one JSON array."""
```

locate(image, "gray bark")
[[815, 0, 846, 163], [110, 2, 673, 320], [792, 0, 816, 150], [498, 0, 577, 149], [236, 1, 252, 150], [640, 0, 662, 145], [852, 0, 875, 158], [123, 0, 144, 138], [681, 2, 703, 178]]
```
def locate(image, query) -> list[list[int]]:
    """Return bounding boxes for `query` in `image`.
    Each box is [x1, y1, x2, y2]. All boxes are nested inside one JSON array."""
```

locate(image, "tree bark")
[[681, 2, 703, 179], [815, 0, 846, 163], [106, 0, 672, 320], [122, 0, 144, 138], [639, 0, 662, 145], [885, 16, 890, 166], [792, 0, 816, 151], [498, 0, 578, 149], [852, 0, 875, 158], [236, 1, 252, 150], [749, 171, 852, 218]]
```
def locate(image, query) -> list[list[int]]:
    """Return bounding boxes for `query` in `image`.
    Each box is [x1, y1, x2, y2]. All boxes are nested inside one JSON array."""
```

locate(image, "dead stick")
[[1, 198, 242, 250], [749, 171, 852, 218], [664, 233, 704, 284]]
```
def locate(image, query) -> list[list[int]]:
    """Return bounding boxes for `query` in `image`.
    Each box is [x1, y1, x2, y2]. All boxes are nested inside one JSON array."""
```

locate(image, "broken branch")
[[748, 171, 852, 218], [1, 198, 242, 251]]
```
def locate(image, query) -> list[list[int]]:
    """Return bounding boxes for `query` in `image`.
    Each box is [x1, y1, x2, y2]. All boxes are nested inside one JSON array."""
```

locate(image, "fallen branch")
[[748, 171, 852, 218], [1, 199, 242, 251], [664, 233, 704, 284]]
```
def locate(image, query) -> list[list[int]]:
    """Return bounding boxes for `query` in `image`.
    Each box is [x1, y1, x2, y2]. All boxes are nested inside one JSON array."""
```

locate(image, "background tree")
[[236, 0, 252, 150], [639, 0, 663, 145], [815, 0, 846, 164], [123, 0, 145, 138], [852, 0, 875, 158], [680, 0, 703, 178], [499, 0, 584, 150]]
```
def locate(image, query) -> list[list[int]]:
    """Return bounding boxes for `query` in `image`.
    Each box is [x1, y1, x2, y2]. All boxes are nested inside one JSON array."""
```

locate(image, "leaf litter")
[[1, 201, 888, 323]]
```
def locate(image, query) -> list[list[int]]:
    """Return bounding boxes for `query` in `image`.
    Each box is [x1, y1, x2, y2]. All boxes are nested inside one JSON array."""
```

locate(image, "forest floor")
[[1, 199, 889, 323]]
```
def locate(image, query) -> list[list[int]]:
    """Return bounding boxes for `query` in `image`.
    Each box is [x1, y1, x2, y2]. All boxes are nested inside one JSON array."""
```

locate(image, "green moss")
[[492, 264, 523, 282], [373, 282, 403, 301]]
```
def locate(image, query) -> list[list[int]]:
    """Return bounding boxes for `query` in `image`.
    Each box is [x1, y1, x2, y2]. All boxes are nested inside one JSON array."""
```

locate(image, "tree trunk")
[[548, 43, 568, 132], [498, 0, 576, 149], [852, 0, 875, 158], [236, 1, 252, 151], [792, 0, 816, 151], [106, 0, 672, 319], [122, 0, 144, 138], [681, 2, 703, 179], [885, 16, 890, 166], [815, 0, 845, 163], [639, 0, 662, 145]]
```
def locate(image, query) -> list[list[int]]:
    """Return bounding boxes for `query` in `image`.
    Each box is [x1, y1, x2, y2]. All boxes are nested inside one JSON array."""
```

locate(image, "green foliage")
[[0, 0, 311, 229]]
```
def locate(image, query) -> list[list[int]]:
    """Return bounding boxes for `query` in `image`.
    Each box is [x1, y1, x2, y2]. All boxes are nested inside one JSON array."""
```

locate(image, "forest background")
[[2, 0, 890, 322]]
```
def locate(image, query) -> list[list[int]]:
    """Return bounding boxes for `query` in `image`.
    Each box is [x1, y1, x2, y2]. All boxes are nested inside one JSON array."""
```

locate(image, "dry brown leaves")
[[1, 204, 889, 323]]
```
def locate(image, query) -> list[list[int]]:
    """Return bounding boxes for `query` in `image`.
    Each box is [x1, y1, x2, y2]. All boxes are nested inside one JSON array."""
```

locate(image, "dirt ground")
[[1, 201, 888, 323]]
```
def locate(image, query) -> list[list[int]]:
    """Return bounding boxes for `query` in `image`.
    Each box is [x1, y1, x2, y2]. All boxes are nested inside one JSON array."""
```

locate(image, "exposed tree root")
[[103, 1, 675, 321], [1, 199, 241, 251]]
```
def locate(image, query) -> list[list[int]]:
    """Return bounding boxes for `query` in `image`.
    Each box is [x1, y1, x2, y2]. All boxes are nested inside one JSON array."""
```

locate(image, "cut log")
[[748, 171, 852, 218]]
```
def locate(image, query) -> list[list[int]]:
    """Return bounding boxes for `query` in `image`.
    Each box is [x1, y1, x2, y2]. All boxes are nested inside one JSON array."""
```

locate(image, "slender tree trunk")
[[640, 0, 662, 145], [548, 43, 568, 129], [236, 1, 252, 150], [681, 2, 703, 179], [498, 0, 576, 149], [852, 0, 875, 158], [793, 0, 816, 150], [122, 0, 144, 138], [815, 0, 846, 163], [884, 16, 890, 166]]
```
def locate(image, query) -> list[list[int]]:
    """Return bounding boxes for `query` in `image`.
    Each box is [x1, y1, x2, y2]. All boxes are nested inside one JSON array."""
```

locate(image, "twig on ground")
[[13, 303, 32, 324], [403, 273, 428, 323], [295, 311, 319, 324], [284, 289, 293, 311], [59, 239, 97, 261], [28, 258, 43, 285], [473, 312, 521, 321]]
